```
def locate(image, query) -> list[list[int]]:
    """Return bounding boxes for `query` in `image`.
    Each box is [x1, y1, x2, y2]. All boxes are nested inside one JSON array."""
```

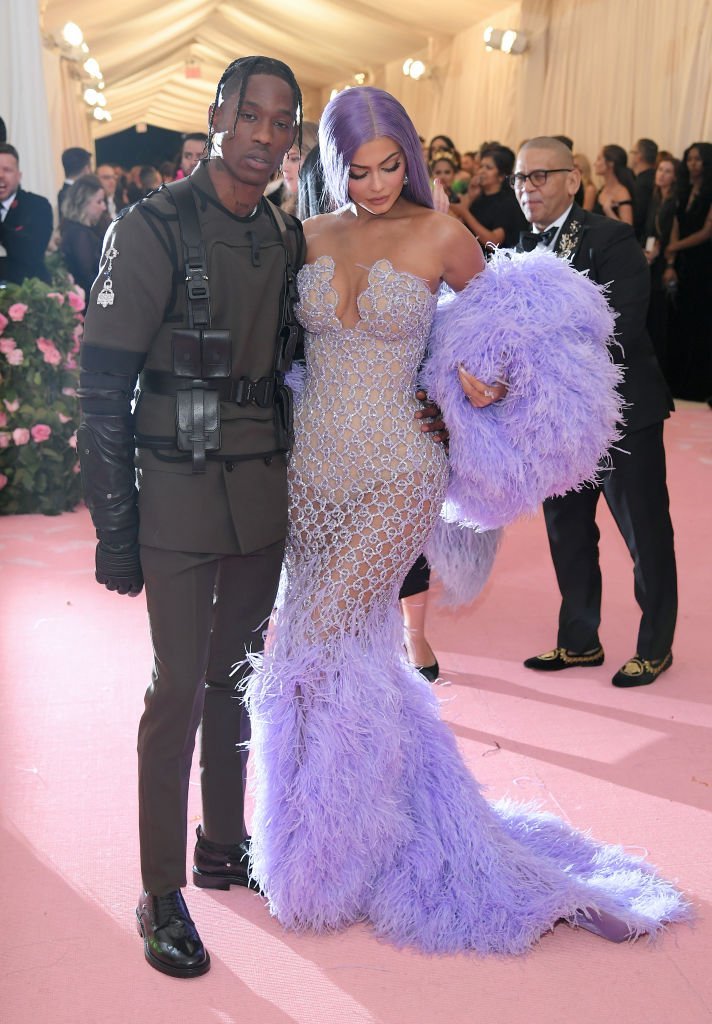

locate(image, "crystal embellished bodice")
[[291, 255, 445, 493], [283, 254, 449, 636]]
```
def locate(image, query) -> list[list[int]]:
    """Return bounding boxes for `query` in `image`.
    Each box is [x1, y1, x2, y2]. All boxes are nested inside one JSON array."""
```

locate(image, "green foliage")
[[0, 270, 85, 515]]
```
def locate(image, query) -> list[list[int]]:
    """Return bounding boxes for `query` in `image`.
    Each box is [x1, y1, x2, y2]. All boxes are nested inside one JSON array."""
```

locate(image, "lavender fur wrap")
[[420, 249, 624, 530]]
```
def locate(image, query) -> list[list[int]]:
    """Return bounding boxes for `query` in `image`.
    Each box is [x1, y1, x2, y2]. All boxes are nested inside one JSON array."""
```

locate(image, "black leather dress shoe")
[[612, 651, 672, 688], [192, 825, 260, 892], [523, 645, 604, 671], [135, 889, 210, 978]]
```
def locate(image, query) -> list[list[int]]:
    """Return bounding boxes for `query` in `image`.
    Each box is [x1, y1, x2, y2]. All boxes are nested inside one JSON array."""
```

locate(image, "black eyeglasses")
[[508, 168, 574, 189]]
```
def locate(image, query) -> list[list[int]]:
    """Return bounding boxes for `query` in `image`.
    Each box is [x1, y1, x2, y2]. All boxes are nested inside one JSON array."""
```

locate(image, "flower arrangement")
[[0, 273, 84, 515]]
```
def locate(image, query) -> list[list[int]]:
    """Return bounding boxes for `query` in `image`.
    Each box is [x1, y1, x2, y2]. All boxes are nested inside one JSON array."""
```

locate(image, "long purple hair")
[[319, 87, 433, 210]]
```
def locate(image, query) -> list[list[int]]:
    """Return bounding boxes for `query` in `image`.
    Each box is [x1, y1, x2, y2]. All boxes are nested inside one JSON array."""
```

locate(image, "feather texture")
[[421, 248, 624, 530]]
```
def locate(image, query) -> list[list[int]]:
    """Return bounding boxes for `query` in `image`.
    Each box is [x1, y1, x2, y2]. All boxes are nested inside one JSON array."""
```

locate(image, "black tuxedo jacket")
[[518, 204, 672, 434], [0, 187, 53, 285]]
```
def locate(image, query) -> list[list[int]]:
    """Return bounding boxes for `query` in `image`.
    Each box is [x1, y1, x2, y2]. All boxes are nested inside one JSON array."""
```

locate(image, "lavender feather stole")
[[245, 600, 690, 954], [421, 249, 624, 531]]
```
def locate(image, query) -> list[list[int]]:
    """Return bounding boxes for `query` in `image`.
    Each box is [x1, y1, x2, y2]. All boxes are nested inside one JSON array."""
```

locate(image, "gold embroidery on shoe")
[[560, 646, 602, 664], [620, 652, 671, 677]]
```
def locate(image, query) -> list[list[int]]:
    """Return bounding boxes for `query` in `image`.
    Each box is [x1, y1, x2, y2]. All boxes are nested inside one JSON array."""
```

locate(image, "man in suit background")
[[0, 143, 52, 285], [57, 146, 92, 219], [513, 137, 677, 688], [630, 137, 658, 243]]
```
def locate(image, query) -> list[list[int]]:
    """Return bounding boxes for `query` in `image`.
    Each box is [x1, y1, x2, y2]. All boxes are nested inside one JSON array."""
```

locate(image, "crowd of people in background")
[[0, 120, 710, 400]]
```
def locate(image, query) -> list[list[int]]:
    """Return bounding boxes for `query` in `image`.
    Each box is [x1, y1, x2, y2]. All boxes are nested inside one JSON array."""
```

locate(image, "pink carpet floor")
[[1, 402, 711, 1024]]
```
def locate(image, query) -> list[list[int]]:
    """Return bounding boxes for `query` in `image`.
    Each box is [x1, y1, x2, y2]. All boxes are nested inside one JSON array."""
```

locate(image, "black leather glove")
[[95, 540, 144, 596]]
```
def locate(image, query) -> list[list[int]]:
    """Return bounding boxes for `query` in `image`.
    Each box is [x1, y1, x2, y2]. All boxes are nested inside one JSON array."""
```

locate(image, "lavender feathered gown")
[[245, 253, 689, 954]]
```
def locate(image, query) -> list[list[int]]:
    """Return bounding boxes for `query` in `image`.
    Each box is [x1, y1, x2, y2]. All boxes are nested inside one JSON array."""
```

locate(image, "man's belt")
[[141, 369, 278, 408]]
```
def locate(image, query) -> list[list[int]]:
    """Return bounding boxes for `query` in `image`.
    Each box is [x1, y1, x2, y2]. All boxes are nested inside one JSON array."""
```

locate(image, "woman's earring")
[[403, 174, 409, 185]]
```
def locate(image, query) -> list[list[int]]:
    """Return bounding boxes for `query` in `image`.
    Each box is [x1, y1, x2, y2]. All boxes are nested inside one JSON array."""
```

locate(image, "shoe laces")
[[154, 891, 187, 930]]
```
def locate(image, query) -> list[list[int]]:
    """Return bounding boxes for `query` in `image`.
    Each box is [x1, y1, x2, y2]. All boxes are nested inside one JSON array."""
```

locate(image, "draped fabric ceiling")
[[40, 0, 512, 136], [9, 0, 712, 202]]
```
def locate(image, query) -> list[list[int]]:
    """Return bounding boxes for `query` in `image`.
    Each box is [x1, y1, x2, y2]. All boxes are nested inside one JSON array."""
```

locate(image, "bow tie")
[[520, 224, 559, 252]]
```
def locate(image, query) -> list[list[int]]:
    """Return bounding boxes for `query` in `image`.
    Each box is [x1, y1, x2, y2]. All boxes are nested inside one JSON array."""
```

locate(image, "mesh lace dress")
[[244, 253, 690, 954]]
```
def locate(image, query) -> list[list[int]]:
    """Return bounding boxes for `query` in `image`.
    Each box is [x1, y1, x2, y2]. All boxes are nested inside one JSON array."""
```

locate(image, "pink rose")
[[8, 303, 28, 322], [58, 412, 71, 424], [46, 348, 62, 366], [47, 292, 66, 305], [31, 423, 52, 443], [6, 348, 24, 365], [0, 473, 7, 490], [0, 312, 8, 334], [0, 432, 10, 449], [0, 337, 17, 353], [68, 431, 78, 449], [63, 354, 77, 369], [12, 428, 30, 445], [67, 289, 85, 312], [0, 411, 6, 427], [4, 398, 20, 413]]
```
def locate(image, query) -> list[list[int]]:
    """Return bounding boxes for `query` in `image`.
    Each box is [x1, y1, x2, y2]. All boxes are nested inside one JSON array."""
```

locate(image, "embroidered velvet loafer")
[[611, 651, 673, 688], [192, 825, 260, 891], [136, 888, 210, 978], [523, 645, 604, 671]]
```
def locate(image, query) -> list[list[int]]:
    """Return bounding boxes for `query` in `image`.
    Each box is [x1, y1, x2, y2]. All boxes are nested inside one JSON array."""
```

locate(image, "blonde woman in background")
[[573, 152, 597, 211], [280, 120, 319, 214]]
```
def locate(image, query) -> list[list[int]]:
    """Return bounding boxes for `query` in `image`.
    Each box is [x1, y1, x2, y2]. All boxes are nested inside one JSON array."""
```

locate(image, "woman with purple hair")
[[244, 87, 690, 954]]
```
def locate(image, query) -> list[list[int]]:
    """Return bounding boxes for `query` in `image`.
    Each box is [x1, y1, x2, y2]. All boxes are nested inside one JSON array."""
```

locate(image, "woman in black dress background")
[[643, 152, 680, 381], [59, 175, 107, 309], [664, 142, 712, 400], [449, 145, 527, 252]]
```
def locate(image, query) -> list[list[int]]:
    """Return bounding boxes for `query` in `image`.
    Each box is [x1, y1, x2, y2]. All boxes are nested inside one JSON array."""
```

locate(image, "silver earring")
[[403, 174, 409, 185]]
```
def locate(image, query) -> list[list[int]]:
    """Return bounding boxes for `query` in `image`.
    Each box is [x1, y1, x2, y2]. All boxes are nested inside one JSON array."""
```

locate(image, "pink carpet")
[[1, 402, 710, 1023]]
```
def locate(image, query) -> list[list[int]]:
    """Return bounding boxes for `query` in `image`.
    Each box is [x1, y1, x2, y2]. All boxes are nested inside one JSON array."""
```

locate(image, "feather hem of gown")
[[243, 603, 691, 955]]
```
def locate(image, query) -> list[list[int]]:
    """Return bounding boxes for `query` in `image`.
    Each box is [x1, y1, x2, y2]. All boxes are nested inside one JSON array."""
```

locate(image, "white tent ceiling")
[[41, 0, 514, 136]]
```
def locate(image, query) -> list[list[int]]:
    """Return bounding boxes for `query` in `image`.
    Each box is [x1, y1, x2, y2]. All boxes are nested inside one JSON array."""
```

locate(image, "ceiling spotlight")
[[483, 27, 528, 54], [354, 72, 367, 85], [84, 88, 99, 105], [62, 22, 84, 47], [483, 27, 503, 49], [83, 57, 102, 79], [402, 58, 428, 81]]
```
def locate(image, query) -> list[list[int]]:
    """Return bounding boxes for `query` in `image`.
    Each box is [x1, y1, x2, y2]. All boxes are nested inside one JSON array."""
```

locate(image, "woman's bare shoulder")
[[302, 208, 353, 241]]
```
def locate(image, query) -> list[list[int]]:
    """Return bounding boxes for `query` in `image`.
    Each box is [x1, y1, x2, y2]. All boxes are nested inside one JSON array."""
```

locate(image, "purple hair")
[[319, 87, 433, 210]]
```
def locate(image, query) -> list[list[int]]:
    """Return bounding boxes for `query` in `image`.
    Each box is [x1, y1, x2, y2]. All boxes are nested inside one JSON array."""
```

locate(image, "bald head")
[[514, 137, 580, 230], [520, 137, 576, 165]]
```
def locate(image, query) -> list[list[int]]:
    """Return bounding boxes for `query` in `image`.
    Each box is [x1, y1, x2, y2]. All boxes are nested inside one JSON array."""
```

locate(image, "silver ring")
[[483, 388, 495, 398]]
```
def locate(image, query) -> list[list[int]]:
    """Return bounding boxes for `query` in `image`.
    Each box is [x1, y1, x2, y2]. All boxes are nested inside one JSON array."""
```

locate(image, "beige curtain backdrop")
[[373, 0, 711, 163], [5, 0, 711, 192], [0, 0, 57, 205]]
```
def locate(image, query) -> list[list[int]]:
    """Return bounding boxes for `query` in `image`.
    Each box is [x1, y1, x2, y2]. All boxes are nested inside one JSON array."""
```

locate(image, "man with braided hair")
[[78, 57, 307, 977]]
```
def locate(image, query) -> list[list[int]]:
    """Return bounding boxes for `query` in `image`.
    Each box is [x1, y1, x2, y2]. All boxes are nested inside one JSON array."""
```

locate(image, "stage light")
[[483, 28, 528, 54], [402, 58, 429, 80], [83, 57, 102, 79], [62, 22, 84, 47]]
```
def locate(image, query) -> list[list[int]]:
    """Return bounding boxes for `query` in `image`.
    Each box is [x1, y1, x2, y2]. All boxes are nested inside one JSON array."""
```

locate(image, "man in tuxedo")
[[0, 143, 53, 285], [57, 146, 92, 218], [514, 137, 677, 687], [630, 138, 658, 243]]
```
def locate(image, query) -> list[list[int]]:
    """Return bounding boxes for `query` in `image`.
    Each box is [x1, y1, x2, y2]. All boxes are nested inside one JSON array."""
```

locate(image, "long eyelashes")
[[349, 161, 402, 181]]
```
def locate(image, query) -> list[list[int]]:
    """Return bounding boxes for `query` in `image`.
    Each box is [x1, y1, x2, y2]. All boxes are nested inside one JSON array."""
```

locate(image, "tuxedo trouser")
[[543, 421, 677, 661], [137, 540, 284, 894]]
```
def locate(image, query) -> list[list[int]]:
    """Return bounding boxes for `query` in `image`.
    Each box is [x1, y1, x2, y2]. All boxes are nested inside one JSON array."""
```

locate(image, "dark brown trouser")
[[137, 541, 284, 895]]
